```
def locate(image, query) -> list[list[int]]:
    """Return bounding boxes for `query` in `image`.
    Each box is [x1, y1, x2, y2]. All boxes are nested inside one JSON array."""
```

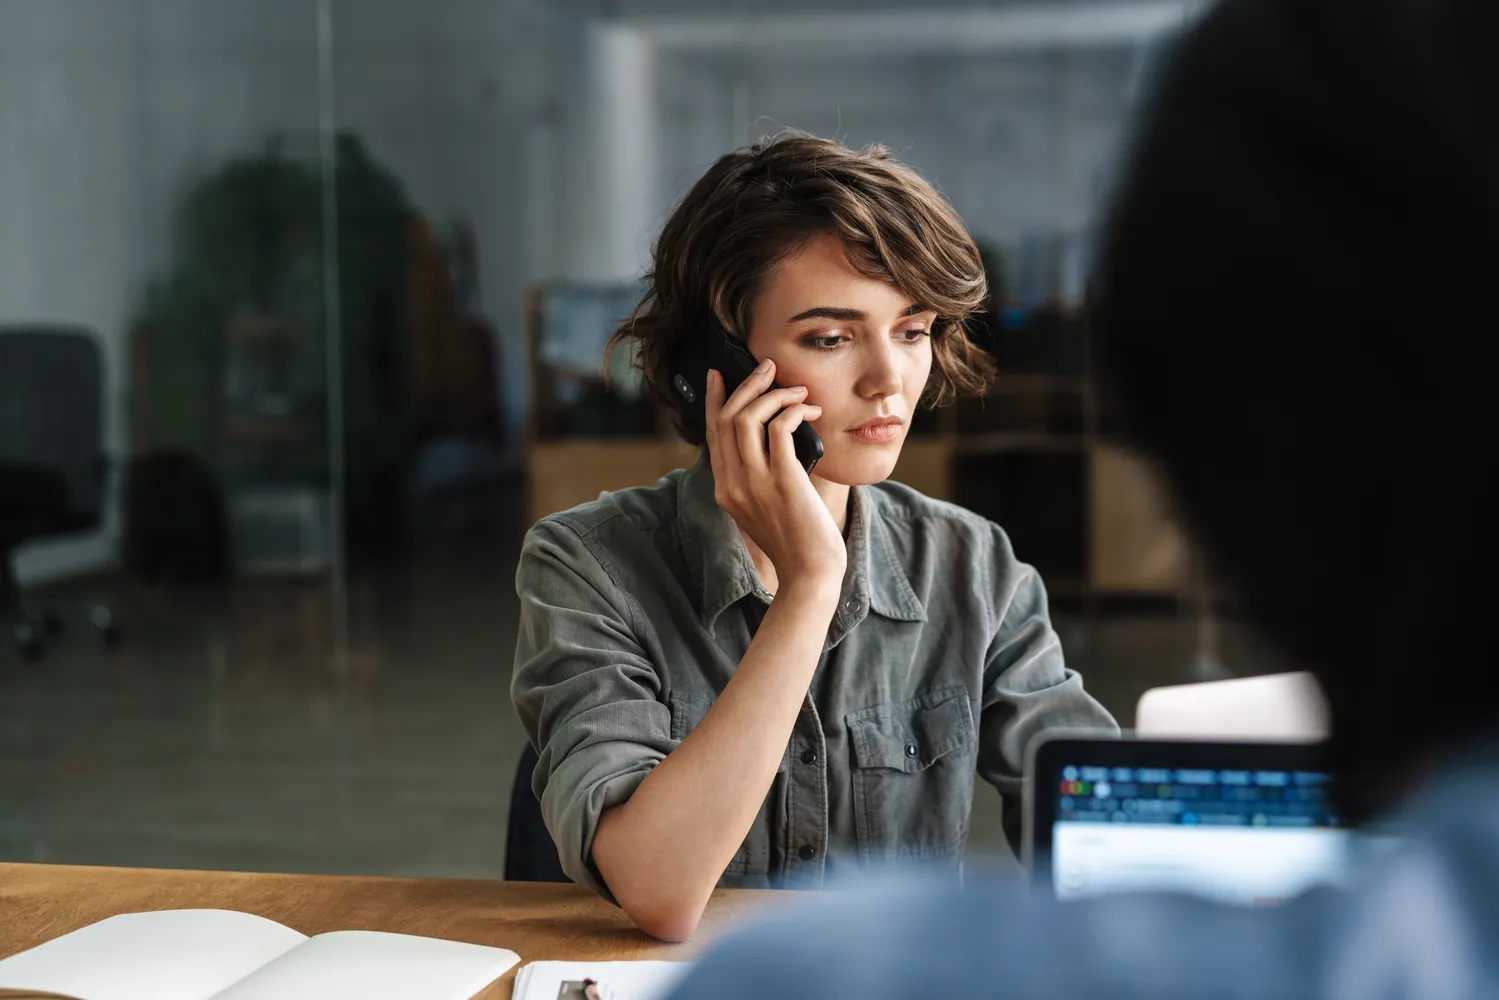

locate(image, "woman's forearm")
[[591, 573, 840, 941]]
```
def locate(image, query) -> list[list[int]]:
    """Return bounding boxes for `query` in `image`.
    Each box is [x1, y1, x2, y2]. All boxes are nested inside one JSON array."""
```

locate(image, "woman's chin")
[[809, 445, 903, 488]]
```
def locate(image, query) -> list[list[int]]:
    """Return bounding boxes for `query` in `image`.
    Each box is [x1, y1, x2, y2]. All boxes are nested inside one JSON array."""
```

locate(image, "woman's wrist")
[[775, 567, 845, 608]]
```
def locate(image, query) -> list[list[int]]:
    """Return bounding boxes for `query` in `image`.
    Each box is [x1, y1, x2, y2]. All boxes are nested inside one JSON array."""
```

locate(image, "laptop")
[[1023, 734, 1387, 906], [1135, 672, 1329, 741]]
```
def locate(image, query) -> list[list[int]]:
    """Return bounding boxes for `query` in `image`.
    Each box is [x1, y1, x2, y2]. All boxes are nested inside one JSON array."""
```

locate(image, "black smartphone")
[[670, 320, 824, 473]]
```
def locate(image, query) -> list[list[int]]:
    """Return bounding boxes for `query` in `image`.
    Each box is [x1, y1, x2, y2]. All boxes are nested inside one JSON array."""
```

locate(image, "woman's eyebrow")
[[785, 303, 926, 322]]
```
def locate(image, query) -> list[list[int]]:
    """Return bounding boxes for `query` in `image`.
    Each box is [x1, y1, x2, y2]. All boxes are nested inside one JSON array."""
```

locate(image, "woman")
[[512, 133, 1116, 941]]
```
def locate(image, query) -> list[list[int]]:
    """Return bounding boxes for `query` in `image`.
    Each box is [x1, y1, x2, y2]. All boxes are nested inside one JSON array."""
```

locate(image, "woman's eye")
[[895, 327, 929, 343], [804, 334, 849, 350]]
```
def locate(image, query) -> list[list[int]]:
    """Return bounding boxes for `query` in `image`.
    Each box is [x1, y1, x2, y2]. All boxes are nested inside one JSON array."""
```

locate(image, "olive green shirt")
[[511, 456, 1117, 900]]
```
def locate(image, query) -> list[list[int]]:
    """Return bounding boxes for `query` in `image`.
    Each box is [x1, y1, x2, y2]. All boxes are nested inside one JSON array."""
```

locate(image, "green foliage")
[[130, 133, 415, 488]]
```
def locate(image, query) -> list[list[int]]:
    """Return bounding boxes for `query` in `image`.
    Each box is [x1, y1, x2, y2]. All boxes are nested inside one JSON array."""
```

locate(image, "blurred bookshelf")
[[524, 284, 1190, 601], [923, 301, 1189, 601], [523, 283, 697, 523]]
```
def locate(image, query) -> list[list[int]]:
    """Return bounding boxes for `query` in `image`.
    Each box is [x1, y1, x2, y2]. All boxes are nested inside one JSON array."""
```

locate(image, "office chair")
[[0, 325, 119, 660], [504, 742, 571, 883]]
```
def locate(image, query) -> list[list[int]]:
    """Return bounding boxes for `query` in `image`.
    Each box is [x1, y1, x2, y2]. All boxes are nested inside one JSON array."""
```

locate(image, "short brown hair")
[[606, 132, 996, 445]]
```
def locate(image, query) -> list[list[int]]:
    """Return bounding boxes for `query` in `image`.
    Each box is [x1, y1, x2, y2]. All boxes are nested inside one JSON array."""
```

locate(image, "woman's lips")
[[847, 417, 903, 444]]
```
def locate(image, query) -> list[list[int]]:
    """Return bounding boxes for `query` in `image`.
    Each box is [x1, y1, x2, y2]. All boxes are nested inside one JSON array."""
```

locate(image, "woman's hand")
[[704, 359, 847, 590], [595, 359, 847, 941]]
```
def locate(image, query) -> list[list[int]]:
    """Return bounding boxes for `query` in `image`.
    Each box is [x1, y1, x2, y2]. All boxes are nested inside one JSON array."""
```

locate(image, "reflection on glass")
[[0, 0, 1246, 884]]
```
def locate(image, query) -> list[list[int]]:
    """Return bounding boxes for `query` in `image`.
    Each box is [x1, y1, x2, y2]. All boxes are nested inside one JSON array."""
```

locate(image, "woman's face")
[[745, 232, 934, 487]]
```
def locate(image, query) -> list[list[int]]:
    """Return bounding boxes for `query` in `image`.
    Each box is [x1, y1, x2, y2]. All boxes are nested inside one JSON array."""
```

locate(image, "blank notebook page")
[[209, 931, 519, 1000], [0, 910, 308, 1000]]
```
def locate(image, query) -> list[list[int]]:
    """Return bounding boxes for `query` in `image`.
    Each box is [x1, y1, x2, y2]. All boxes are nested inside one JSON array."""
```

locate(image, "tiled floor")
[[0, 513, 1290, 882]]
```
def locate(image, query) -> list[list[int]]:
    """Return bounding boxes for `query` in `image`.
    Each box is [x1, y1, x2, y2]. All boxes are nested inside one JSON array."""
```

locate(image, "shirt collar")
[[860, 489, 927, 624], [677, 454, 766, 634], [676, 454, 926, 637]]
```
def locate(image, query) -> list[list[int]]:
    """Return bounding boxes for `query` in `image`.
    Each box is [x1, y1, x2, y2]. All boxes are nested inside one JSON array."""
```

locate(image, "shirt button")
[[798, 844, 816, 861], [904, 742, 919, 758], [800, 749, 817, 765], [844, 598, 859, 613]]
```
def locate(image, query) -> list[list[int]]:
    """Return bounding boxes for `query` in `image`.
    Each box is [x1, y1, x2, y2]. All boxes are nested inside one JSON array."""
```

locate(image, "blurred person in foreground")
[[668, 0, 1499, 995]]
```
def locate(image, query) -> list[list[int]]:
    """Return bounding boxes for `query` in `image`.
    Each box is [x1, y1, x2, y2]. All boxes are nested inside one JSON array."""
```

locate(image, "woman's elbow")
[[624, 897, 702, 943], [594, 813, 709, 940], [609, 878, 707, 941]]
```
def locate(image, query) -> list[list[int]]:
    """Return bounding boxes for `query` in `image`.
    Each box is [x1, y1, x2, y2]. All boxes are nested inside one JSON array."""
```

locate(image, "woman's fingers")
[[767, 403, 822, 470], [707, 358, 819, 515], [716, 358, 778, 422], [734, 387, 809, 474], [736, 385, 809, 424], [704, 369, 739, 488], [703, 367, 725, 436]]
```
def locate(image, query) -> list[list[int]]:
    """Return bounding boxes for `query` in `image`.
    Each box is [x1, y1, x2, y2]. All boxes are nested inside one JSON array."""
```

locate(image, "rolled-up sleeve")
[[511, 516, 673, 900], [977, 528, 1118, 847]]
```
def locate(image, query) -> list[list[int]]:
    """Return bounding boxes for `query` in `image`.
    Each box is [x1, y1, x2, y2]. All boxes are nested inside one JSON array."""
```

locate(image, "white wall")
[[655, 45, 1138, 295], [2, 0, 152, 583]]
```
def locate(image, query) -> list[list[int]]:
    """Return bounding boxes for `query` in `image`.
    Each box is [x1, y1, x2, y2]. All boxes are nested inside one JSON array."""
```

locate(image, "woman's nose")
[[856, 340, 904, 399]]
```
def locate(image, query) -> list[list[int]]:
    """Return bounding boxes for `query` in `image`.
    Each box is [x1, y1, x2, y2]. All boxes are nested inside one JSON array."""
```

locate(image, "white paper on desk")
[[0, 911, 517, 1000], [512, 961, 689, 1000], [0, 909, 307, 1000], [210, 930, 517, 1000]]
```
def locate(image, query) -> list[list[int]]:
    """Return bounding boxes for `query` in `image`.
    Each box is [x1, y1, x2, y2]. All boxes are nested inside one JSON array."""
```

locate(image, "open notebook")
[[0, 909, 519, 1000]]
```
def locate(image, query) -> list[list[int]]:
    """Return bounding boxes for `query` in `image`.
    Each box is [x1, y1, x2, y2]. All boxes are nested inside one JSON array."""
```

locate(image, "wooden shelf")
[[529, 438, 697, 522], [1090, 443, 1189, 595]]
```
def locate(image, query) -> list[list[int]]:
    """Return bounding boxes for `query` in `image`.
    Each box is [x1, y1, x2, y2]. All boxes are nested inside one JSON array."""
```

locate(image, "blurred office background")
[[0, 0, 1278, 879]]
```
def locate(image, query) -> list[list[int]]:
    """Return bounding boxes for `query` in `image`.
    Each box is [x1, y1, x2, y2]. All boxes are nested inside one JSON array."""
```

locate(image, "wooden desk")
[[0, 863, 782, 999]]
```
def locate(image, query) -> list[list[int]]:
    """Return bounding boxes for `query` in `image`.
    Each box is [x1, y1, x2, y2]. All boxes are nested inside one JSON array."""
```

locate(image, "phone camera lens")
[[673, 374, 696, 402]]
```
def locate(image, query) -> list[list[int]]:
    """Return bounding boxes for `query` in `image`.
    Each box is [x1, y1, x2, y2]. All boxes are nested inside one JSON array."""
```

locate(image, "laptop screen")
[[1028, 738, 1390, 907]]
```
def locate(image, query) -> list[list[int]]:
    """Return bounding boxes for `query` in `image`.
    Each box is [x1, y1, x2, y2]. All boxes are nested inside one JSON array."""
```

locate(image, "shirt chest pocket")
[[669, 691, 783, 880], [845, 686, 977, 866]]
